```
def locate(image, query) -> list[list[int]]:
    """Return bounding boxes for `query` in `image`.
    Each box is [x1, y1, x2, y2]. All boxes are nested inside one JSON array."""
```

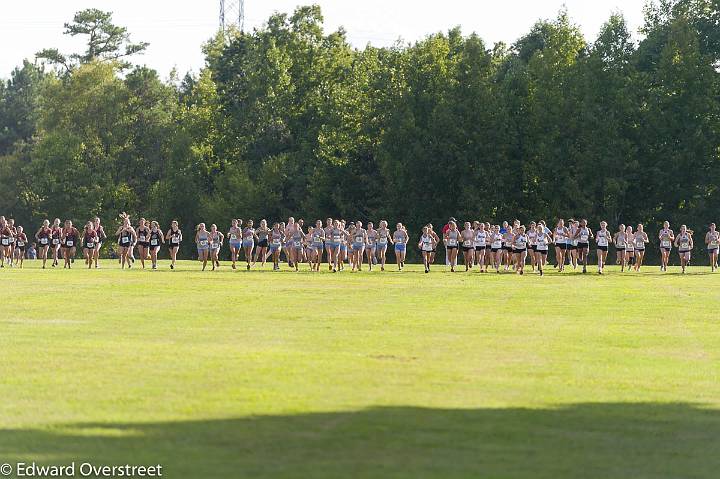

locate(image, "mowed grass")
[[1, 258, 720, 478]]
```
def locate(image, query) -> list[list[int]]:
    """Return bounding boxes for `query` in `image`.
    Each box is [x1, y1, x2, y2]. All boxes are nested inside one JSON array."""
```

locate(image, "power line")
[[219, 0, 245, 32]]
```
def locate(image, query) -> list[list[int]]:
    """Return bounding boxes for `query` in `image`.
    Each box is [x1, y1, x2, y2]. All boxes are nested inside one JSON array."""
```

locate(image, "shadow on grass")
[[1, 403, 718, 478]]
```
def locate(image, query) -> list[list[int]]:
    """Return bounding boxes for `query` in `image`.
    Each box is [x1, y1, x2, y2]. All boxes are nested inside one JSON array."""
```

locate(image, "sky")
[[1, 0, 648, 80]]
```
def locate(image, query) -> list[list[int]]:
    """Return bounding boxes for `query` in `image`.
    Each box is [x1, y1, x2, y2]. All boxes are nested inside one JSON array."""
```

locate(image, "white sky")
[[1, 0, 648, 80]]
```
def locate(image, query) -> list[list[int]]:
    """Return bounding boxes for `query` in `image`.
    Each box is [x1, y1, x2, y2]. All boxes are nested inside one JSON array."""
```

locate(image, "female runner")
[[393, 223, 409, 271], [614, 225, 627, 271], [502, 225, 514, 271], [92, 217, 107, 269], [14, 226, 27, 268], [82, 222, 97, 269], [633, 224, 649, 272], [460, 222, 475, 271], [428, 224, 441, 265], [675, 225, 694, 273], [269, 222, 285, 271], [705, 223, 719, 271], [60, 220, 80, 269], [50, 218, 62, 267], [7, 219, 17, 264], [595, 222, 612, 274], [35, 220, 52, 268], [534, 224, 552, 276], [527, 221, 537, 271], [418, 226, 437, 273], [553, 220, 569, 272], [474, 222, 488, 272], [165, 220, 182, 269], [323, 218, 334, 271], [366, 222, 377, 271], [228, 219, 243, 270], [376, 221, 391, 271], [575, 219, 593, 274], [624, 225, 635, 271], [289, 222, 306, 272], [242, 220, 256, 270], [117, 218, 136, 269], [310, 221, 325, 271], [195, 223, 211, 271], [444, 221, 460, 273], [149, 221, 165, 269], [0, 216, 8, 266], [512, 225, 528, 275], [254, 220, 270, 268], [208, 224, 224, 271], [136, 219, 151, 269], [658, 221, 674, 272], [351, 221, 368, 272]]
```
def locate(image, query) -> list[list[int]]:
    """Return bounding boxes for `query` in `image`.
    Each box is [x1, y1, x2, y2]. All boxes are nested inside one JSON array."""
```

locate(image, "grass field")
[[2, 259, 719, 478]]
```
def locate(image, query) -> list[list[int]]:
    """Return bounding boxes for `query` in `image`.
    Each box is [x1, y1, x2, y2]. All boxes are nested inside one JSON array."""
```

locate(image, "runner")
[[351, 221, 368, 272], [81, 221, 97, 269], [242, 220, 256, 270], [474, 222, 488, 273], [149, 221, 165, 270], [60, 220, 80, 269], [13, 225, 27, 268], [574, 219, 593, 274], [513, 225, 528, 275], [595, 221, 612, 275], [254, 219, 270, 268], [269, 222, 285, 271], [460, 222, 475, 271], [675, 225, 694, 274], [614, 224, 627, 272], [705, 223, 719, 272], [208, 224, 224, 271], [35, 220, 52, 269], [624, 225, 635, 271], [92, 217, 107, 269], [633, 224, 649, 272], [366, 222, 377, 271], [136, 218, 151, 269], [658, 221, 674, 271], [228, 219, 243, 270], [444, 221, 460, 273], [553, 220, 569, 272], [418, 226, 437, 273], [534, 223, 552, 276], [117, 218, 136, 269], [165, 220, 182, 269], [376, 220, 391, 271], [393, 223, 409, 271], [50, 218, 62, 267], [195, 223, 211, 271]]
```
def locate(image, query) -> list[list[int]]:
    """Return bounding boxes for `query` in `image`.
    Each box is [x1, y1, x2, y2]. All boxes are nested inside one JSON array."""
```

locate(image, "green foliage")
[[1, 4, 719, 250]]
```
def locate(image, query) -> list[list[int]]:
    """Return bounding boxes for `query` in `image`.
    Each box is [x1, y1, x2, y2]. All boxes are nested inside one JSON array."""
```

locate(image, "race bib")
[[230, 234, 237, 240], [448, 239, 457, 246], [52, 238, 60, 245], [580, 234, 589, 242], [171, 237, 180, 244], [378, 237, 387, 244], [598, 239, 608, 246], [1, 239, 8, 246], [681, 242, 689, 249], [65, 240, 74, 247], [199, 240, 208, 247], [150, 239, 158, 246], [86, 242, 94, 248], [121, 237, 130, 245], [463, 240, 472, 247], [295, 241, 302, 247], [661, 240, 671, 248], [17, 241, 25, 247], [139, 235, 146, 242], [355, 236, 363, 243], [40, 238, 48, 245]]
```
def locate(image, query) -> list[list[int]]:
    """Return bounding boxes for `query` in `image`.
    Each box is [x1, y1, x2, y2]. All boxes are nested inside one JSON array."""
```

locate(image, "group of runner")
[[1, 214, 718, 274]]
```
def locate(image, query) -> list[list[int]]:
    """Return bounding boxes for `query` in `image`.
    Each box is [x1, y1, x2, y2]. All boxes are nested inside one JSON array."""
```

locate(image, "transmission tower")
[[220, 0, 245, 32]]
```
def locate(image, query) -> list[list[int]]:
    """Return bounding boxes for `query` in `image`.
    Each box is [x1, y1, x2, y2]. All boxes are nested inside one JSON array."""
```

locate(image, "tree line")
[[1, 1, 719, 260]]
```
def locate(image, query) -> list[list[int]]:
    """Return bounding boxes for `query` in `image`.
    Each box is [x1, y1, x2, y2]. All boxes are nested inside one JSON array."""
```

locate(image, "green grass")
[[1, 259, 720, 478]]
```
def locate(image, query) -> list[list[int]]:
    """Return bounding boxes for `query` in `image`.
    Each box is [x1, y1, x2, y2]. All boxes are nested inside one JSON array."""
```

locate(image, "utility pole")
[[219, 0, 244, 32]]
